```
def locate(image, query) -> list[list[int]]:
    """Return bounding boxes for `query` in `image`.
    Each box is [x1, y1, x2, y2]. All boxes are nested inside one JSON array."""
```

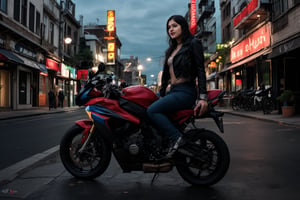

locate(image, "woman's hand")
[[194, 100, 208, 116]]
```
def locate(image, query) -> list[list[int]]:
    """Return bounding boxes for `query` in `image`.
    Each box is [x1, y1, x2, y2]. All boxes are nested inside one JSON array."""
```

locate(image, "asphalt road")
[[1, 113, 300, 200], [0, 109, 87, 170]]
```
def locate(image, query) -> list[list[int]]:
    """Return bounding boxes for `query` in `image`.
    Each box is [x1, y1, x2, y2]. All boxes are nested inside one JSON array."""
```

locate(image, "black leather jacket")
[[159, 38, 207, 99]]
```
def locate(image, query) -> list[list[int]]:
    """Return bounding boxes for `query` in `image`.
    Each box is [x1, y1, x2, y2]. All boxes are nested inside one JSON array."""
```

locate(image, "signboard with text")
[[46, 58, 60, 71], [233, 0, 259, 28], [230, 23, 271, 63], [106, 10, 115, 65], [190, 0, 197, 35]]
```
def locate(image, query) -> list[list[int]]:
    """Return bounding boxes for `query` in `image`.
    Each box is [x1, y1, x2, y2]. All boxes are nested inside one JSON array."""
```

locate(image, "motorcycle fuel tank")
[[121, 86, 159, 108]]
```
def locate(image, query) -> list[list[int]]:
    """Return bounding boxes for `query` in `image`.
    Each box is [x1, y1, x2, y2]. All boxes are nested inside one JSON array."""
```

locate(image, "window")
[[273, 0, 289, 19], [21, 0, 27, 26], [66, 26, 72, 54], [36, 11, 40, 36], [49, 22, 54, 45], [43, 15, 48, 40], [0, 0, 7, 12], [14, 0, 20, 21], [29, 3, 35, 32]]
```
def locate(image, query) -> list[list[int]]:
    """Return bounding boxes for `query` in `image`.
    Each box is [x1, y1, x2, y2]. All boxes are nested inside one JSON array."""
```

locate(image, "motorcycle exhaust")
[[142, 162, 172, 173]]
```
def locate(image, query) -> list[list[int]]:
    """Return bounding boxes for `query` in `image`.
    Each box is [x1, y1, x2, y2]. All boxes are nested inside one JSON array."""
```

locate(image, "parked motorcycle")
[[60, 64, 230, 186], [252, 85, 274, 114]]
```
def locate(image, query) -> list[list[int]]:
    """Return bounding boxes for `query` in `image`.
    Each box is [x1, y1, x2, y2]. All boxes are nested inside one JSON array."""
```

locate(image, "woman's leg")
[[147, 85, 196, 141]]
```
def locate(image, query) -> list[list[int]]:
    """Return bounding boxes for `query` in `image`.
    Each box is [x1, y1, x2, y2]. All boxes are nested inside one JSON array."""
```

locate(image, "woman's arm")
[[191, 38, 207, 99], [191, 38, 208, 115]]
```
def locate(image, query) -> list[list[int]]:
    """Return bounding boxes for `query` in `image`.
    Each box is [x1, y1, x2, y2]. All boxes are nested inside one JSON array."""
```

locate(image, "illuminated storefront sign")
[[61, 64, 76, 78], [190, 0, 197, 35], [108, 42, 115, 52], [46, 58, 60, 71], [106, 10, 116, 65], [231, 23, 271, 63], [107, 10, 115, 32], [61, 64, 70, 78], [77, 69, 88, 80], [233, 0, 259, 28]]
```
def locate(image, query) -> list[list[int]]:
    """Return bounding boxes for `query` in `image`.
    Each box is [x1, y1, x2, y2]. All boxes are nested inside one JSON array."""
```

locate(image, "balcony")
[[199, 0, 208, 6], [220, 0, 227, 6], [198, 4, 215, 20], [233, 0, 271, 29], [197, 27, 213, 37]]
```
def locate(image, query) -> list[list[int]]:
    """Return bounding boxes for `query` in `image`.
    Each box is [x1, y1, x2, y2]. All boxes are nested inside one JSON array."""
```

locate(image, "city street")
[[0, 111, 300, 200]]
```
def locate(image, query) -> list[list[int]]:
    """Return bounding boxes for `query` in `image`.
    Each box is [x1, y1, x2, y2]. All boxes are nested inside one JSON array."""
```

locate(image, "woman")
[[147, 15, 208, 157]]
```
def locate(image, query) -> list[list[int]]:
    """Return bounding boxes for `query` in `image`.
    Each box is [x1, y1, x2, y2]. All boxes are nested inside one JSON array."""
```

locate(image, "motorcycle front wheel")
[[60, 124, 112, 179], [175, 129, 230, 186]]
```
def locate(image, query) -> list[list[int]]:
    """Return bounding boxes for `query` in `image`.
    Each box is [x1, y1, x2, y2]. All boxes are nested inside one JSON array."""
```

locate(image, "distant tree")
[[74, 37, 93, 69]]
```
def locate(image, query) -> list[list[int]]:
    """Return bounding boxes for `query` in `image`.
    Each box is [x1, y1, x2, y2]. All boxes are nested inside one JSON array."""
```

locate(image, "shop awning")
[[221, 48, 272, 72], [207, 72, 217, 81], [37, 63, 48, 73], [268, 35, 300, 58], [14, 54, 41, 70], [0, 48, 24, 64]]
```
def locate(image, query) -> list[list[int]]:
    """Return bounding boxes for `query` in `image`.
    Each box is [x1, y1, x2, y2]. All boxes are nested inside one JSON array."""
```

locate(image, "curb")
[[223, 111, 300, 128], [0, 107, 81, 121], [0, 145, 59, 185]]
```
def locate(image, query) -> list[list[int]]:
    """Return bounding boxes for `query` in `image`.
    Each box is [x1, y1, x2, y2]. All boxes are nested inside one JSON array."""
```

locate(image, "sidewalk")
[[0, 106, 81, 121], [217, 107, 300, 128]]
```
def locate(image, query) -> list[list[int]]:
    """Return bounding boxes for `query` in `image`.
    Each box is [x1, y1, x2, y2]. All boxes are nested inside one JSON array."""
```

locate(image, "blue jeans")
[[147, 82, 197, 141]]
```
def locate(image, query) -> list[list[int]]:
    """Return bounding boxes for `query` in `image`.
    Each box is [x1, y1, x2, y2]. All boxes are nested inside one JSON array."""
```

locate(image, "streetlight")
[[64, 37, 72, 45], [137, 64, 143, 85]]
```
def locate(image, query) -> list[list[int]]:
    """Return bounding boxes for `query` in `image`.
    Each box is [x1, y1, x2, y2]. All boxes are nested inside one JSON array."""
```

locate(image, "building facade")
[[83, 24, 124, 84], [0, 0, 80, 110], [269, 0, 300, 113]]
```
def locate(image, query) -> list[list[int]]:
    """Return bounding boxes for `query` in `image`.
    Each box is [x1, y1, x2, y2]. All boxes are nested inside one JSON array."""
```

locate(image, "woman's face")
[[168, 19, 182, 41]]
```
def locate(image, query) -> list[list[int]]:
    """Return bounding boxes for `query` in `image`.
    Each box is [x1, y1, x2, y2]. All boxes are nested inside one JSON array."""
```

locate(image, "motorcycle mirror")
[[88, 71, 96, 79], [98, 62, 106, 72]]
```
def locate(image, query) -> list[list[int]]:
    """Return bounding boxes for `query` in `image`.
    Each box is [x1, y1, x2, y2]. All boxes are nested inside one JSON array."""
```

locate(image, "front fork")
[[78, 124, 96, 153], [75, 120, 94, 153]]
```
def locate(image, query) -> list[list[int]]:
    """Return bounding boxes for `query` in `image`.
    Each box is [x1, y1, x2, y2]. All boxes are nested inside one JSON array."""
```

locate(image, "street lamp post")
[[137, 64, 143, 85]]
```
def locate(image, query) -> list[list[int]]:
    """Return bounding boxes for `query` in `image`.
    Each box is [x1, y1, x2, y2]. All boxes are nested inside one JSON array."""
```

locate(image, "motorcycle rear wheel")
[[175, 129, 230, 186], [60, 124, 111, 179]]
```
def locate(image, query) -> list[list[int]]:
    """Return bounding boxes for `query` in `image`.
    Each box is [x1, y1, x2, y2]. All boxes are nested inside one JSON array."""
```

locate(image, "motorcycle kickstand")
[[151, 172, 160, 185]]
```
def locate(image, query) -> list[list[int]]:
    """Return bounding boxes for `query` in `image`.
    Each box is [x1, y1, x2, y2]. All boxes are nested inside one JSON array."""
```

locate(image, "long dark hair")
[[164, 15, 193, 66]]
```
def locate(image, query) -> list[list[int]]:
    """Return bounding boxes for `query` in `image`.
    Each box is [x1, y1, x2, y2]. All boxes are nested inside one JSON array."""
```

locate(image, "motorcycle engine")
[[129, 144, 139, 155], [124, 131, 144, 155]]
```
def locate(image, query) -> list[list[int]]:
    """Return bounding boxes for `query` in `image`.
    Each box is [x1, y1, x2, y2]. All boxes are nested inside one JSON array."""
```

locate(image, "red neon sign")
[[46, 58, 60, 71], [190, 0, 197, 35], [107, 10, 115, 32], [231, 23, 271, 63], [77, 69, 88, 80], [233, 0, 259, 27]]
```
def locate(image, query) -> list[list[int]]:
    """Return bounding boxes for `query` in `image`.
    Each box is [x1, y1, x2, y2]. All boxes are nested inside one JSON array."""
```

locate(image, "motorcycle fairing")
[[170, 90, 225, 124], [207, 89, 224, 106], [121, 86, 159, 108], [86, 97, 140, 124], [170, 109, 194, 124]]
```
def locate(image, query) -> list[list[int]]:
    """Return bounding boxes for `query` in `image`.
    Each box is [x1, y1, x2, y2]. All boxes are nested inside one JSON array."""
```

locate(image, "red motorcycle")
[[60, 65, 230, 186]]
